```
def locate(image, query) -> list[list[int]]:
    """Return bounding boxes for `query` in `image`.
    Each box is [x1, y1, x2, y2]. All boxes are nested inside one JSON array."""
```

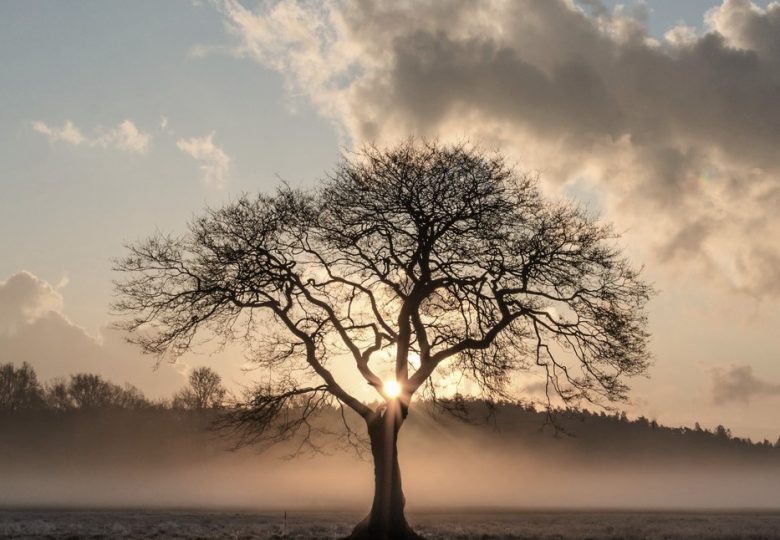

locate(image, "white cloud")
[[55, 275, 70, 290], [214, 0, 352, 122], [32, 120, 85, 146], [176, 132, 231, 188], [32, 119, 151, 154], [94, 120, 151, 153], [664, 23, 699, 46], [0, 271, 185, 396], [0, 271, 64, 336]]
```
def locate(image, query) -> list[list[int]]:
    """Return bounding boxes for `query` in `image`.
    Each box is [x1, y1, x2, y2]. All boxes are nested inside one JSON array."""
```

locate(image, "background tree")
[[173, 366, 227, 409], [715, 424, 732, 439], [45, 373, 150, 410], [114, 140, 652, 540], [68, 374, 118, 409], [43, 377, 72, 410], [0, 362, 44, 411]]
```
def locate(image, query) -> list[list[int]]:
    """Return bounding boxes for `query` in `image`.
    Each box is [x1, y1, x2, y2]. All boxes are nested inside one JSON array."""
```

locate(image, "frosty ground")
[[2, 509, 780, 539]]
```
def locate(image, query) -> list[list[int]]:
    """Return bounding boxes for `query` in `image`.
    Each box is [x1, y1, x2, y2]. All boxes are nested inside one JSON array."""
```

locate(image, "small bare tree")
[[173, 366, 227, 409], [64, 373, 149, 410], [114, 140, 652, 540], [0, 362, 44, 411]]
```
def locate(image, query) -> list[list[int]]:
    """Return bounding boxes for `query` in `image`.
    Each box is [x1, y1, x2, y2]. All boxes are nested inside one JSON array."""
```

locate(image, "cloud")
[[0, 272, 184, 397], [94, 120, 151, 153], [32, 119, 151, 154], [0, 271, 64, 336], [705, 0, 780, 68], [32, 120, 85, 146], [176, 132, 231, 188], [212, 0, 780, 296], [55, 275, 70, 290], [664, 24, 699, 47], [712, 365, 780, 405]]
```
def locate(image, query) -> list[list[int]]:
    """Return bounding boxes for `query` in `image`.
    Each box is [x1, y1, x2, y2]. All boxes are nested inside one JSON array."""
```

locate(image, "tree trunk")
[[345, 402, 424, 540]]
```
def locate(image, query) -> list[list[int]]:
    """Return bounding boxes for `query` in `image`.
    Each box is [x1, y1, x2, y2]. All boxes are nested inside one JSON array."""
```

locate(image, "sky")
[[1, 0, 780, 441]]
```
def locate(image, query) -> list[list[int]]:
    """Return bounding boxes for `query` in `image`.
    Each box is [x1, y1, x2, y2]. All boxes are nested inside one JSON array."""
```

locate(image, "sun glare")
[[384, 379, 402, 398]]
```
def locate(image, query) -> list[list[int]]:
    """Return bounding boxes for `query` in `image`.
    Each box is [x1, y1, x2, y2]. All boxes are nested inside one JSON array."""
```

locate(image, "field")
[[2, 509, 780, 539]]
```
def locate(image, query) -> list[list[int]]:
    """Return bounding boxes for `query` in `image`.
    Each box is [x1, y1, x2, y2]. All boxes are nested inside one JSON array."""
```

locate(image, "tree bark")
[[345, 402, 424, 540]]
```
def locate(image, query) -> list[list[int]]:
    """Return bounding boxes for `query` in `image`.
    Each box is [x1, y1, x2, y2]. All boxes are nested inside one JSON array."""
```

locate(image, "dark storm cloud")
[[219, 0, 780, 295], [381, 32, 625, 141], [341, 1, 780, 182], [712, 364, 780, 404]]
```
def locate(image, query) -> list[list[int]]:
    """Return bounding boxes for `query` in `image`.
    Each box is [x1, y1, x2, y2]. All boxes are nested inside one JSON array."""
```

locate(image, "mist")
[[3, 405, 778, 512]]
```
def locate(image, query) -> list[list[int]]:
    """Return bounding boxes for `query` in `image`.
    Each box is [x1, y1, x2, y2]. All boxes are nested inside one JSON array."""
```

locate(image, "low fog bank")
[[2, 404, 779, 511]]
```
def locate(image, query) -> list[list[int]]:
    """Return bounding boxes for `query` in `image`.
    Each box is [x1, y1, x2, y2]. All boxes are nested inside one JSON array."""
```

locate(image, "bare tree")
[[43, 378, 71, 410], [68, 374, 121, 409], [55, 373, 150, 410], [0, 362, 44, 411], [173, 366, 227, 409], [114, 140, 652, 540]]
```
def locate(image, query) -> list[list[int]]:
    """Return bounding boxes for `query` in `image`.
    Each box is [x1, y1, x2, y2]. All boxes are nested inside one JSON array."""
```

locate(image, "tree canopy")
[[172, 366, 227, 410], [114, 139, 651, 432]]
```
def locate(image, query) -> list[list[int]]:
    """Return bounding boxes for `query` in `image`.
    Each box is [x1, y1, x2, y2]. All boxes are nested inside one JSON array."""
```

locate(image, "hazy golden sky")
[[1, 0, 779, 441]]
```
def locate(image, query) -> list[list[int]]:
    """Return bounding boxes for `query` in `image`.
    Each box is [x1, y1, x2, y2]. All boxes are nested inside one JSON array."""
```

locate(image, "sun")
[[383, 379, 402, 398]]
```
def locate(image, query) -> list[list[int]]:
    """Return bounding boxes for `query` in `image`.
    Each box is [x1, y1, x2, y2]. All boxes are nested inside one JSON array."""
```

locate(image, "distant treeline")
[[0, 362, 227, 412], [477, 400, 780, 456], [2, 361, 780, 453]]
